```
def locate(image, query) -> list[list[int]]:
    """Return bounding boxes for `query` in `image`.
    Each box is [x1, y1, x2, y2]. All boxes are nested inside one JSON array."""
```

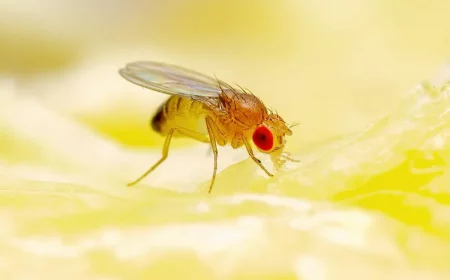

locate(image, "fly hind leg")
[[177, 128, 210, 143], [127, 127, 211, 187], [127, 128, 177, 187]]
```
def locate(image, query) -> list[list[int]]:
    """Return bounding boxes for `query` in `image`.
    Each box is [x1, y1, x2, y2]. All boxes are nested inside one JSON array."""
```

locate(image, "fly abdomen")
[[150, 102, 166, 133], [150, 96, 181, 133], [151, 96, 205, 135]]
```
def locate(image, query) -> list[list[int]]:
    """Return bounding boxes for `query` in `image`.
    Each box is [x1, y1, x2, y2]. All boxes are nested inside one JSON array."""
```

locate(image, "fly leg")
[[176, 127, 213, 156], [127, 128, 177, 187], [205, 116, 220, 193], [177, 127, 210, 143], [128, 126, 211, 187], [178, 127, 214, 156], [281, 152, 301, 163], [242, 137, 274, 177]]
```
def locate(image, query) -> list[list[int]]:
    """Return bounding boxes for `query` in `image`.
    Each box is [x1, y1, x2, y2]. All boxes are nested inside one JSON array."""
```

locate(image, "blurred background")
[[1, 0, 450, 279], [2, 0, 449, 148]]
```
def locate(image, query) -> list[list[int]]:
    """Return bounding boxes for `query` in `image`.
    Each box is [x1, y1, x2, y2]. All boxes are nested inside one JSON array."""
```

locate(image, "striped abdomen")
[[151, 95, 208, 136]]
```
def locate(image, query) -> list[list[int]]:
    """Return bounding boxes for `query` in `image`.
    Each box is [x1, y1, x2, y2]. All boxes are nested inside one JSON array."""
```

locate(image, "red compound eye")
[[252, 125, 274, 151]]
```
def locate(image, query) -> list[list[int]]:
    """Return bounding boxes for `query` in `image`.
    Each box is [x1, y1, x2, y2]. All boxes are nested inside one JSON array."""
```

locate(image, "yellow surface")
[[1, 1, 450, 279]]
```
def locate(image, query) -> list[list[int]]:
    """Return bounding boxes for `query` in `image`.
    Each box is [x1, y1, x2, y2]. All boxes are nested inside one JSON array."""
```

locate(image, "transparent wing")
[[119, 61, 232, 98]]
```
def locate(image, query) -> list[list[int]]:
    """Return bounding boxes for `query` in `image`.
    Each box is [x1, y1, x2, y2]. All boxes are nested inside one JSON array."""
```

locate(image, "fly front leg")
[[281, 152, 301, 163], [127, 128, 177, 187], [242, 137, 274, 177]]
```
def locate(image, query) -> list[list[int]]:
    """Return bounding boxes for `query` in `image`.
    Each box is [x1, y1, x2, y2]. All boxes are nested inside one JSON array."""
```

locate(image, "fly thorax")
[[227, 94, 268, 127]]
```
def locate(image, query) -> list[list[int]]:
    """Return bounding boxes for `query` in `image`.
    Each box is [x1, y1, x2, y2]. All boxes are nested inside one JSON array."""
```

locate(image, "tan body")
[[152, 90, 268, 149], [119, 61, 296, 193]]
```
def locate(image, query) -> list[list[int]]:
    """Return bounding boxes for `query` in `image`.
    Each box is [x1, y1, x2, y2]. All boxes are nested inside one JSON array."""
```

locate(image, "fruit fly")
[[119, 61, 297, 193]]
